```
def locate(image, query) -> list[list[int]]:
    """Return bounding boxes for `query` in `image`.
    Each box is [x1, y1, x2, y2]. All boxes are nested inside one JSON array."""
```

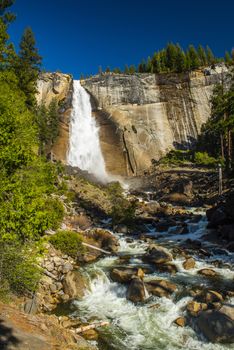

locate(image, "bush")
[[106, 182, 136, 224], [194, 152, 222, 167], [49, 231, 84, 258], [0, 241, 41, 297], [159, 150, 193, 165]]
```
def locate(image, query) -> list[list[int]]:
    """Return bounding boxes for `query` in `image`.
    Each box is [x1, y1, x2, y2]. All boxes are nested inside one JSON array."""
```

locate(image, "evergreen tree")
[[129, 65, 136, 74], [175, 44, 186, 73], [0, 0, 16, 69], [138, 59, 146, 73], [165, 42, 177, 71], [187, 45, 200, 70], [159, 49, 167, 72], [113, 67, 121, 74], [14, 27, 42, 108], [206, 45, 216, 66], [124, 64, 130, 74], [146, 56, 153, 73], [151, 52, 160, 73], [225, 51, 232, 65], [105, 66, 110, 73], [197, 45, 207, 66]]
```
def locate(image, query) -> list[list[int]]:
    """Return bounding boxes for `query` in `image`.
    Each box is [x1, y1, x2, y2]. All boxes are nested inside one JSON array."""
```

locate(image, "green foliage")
[[0, 240, 41, 296], [196, 70, 234, 170], [14, 27, 42, 108], [36, 98, 60, 155], [106, 182, 136, 224], [0, 71, 36, 174], [193, 152, 221, 167], [0, 161, 64, 241], [159, 150, 193, 165], [187, 45, 200, 70], [49, 230, 84, 258]]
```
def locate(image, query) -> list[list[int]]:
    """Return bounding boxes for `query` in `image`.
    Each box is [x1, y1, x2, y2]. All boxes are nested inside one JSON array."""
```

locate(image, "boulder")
[[187, 301, 207, 316], [154, 263, 178, 274], [145, 279, 177, 298], [110, 268, 138, 283], [126, 277, 147, 303], [183, 258, 195, 270], [63, 270, 87, 299], [207, 206, 229, 228], [196, 305, 234, 343], [202, 290, 223, 304], [144, 244, 172, 264], [174, 317, 186, 327], [198, 268, 219, 278]]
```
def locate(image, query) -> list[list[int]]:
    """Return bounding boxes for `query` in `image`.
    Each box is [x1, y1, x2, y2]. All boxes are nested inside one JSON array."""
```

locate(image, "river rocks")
[[127, 277, 147, 303], [202, 290, 223, 304], [154, 263, 178, 274], [144, 244, 172, 264], [110, 268, 138, 283], [63, 270, 87, 299], [145, 279, 177, 297], [186, 301, 208, 316], [196, 305, 234, 343], [174, 317, 186, 327], [110, 267, 146, 284], [197, 268, 219, 278], [183, 257, 195, 270], [80, 228, 119, 263]]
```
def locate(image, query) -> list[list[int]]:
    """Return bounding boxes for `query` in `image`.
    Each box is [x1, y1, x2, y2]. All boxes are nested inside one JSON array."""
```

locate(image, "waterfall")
[[67, 80, 109, 182]]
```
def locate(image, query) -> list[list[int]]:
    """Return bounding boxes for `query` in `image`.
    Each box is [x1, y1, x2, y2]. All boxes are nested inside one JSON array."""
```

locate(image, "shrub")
[[194, 151, 221, 167], [0, 241, 41, 297], [49, 230, 84, 258], [159, 150, 193, 165]]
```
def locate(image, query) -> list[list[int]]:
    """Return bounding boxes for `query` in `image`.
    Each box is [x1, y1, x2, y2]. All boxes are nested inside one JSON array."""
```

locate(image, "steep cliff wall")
[[83, 65, 229, 175], [36, 72, 73, 162], [36, 66, 229, 177]]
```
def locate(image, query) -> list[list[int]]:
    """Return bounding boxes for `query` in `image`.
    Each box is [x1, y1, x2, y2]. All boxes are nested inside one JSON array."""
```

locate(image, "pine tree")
[[175, 45, 186, 73], [146, 56, 153, 73], [0, 0, 16, 69], [14, 27, 42, 108], [187, 45, 200, 70], [124, 64, 130, 74], [225, 51, 232, 65], [197, 45, 207, 66], [165, 43, 178, 71], [206, 46, 216, 66], [113, 67, 121, 74], [151, 52, 160, 73], [138, 59, 146, 73], [129, 65, 136, 74], [105, 66, 110, 73]]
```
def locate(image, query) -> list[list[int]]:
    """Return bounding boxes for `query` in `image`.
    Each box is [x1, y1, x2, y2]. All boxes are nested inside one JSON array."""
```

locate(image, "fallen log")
[[82, 242, 111, 255], [75, 321, 109, 333]]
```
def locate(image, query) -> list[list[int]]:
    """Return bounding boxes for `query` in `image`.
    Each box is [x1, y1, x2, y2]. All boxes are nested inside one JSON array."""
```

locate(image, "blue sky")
[[9, 0, 234, 79]]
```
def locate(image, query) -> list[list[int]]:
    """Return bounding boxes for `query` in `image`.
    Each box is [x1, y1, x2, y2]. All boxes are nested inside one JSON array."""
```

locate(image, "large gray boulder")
[[144, 244, 172, 264], [196, 305, 234, 343], [126, 277, 147, 303]]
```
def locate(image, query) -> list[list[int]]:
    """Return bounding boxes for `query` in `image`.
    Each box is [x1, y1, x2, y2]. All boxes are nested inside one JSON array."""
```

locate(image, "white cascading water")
[[68, 80, 109, 182]]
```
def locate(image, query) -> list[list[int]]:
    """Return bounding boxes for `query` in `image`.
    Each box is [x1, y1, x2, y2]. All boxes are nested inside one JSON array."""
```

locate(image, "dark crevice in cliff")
[[122, 130, 135, 175]]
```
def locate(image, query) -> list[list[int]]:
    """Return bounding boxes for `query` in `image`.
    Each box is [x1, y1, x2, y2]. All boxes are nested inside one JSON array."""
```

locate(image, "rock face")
[[37, 66, 230, 177], [36, 72, 73, 163], [83, 65, 229, 175]]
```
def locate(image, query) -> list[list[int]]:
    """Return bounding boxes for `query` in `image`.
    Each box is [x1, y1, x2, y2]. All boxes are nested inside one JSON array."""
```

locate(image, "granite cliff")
[[37, 65, 229, 176]]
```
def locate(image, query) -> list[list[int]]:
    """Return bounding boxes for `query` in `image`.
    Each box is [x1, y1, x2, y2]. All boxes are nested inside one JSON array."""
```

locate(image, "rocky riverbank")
[[2, 169, 234, 349]]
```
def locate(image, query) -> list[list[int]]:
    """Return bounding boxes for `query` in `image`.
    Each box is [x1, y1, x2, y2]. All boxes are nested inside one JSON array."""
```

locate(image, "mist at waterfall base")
[[68, 80, 110, 183]]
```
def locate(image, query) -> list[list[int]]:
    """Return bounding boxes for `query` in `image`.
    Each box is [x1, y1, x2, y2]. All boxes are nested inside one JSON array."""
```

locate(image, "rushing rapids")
[[62, 207, 234, 350], [68, 80, 109, 182]]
